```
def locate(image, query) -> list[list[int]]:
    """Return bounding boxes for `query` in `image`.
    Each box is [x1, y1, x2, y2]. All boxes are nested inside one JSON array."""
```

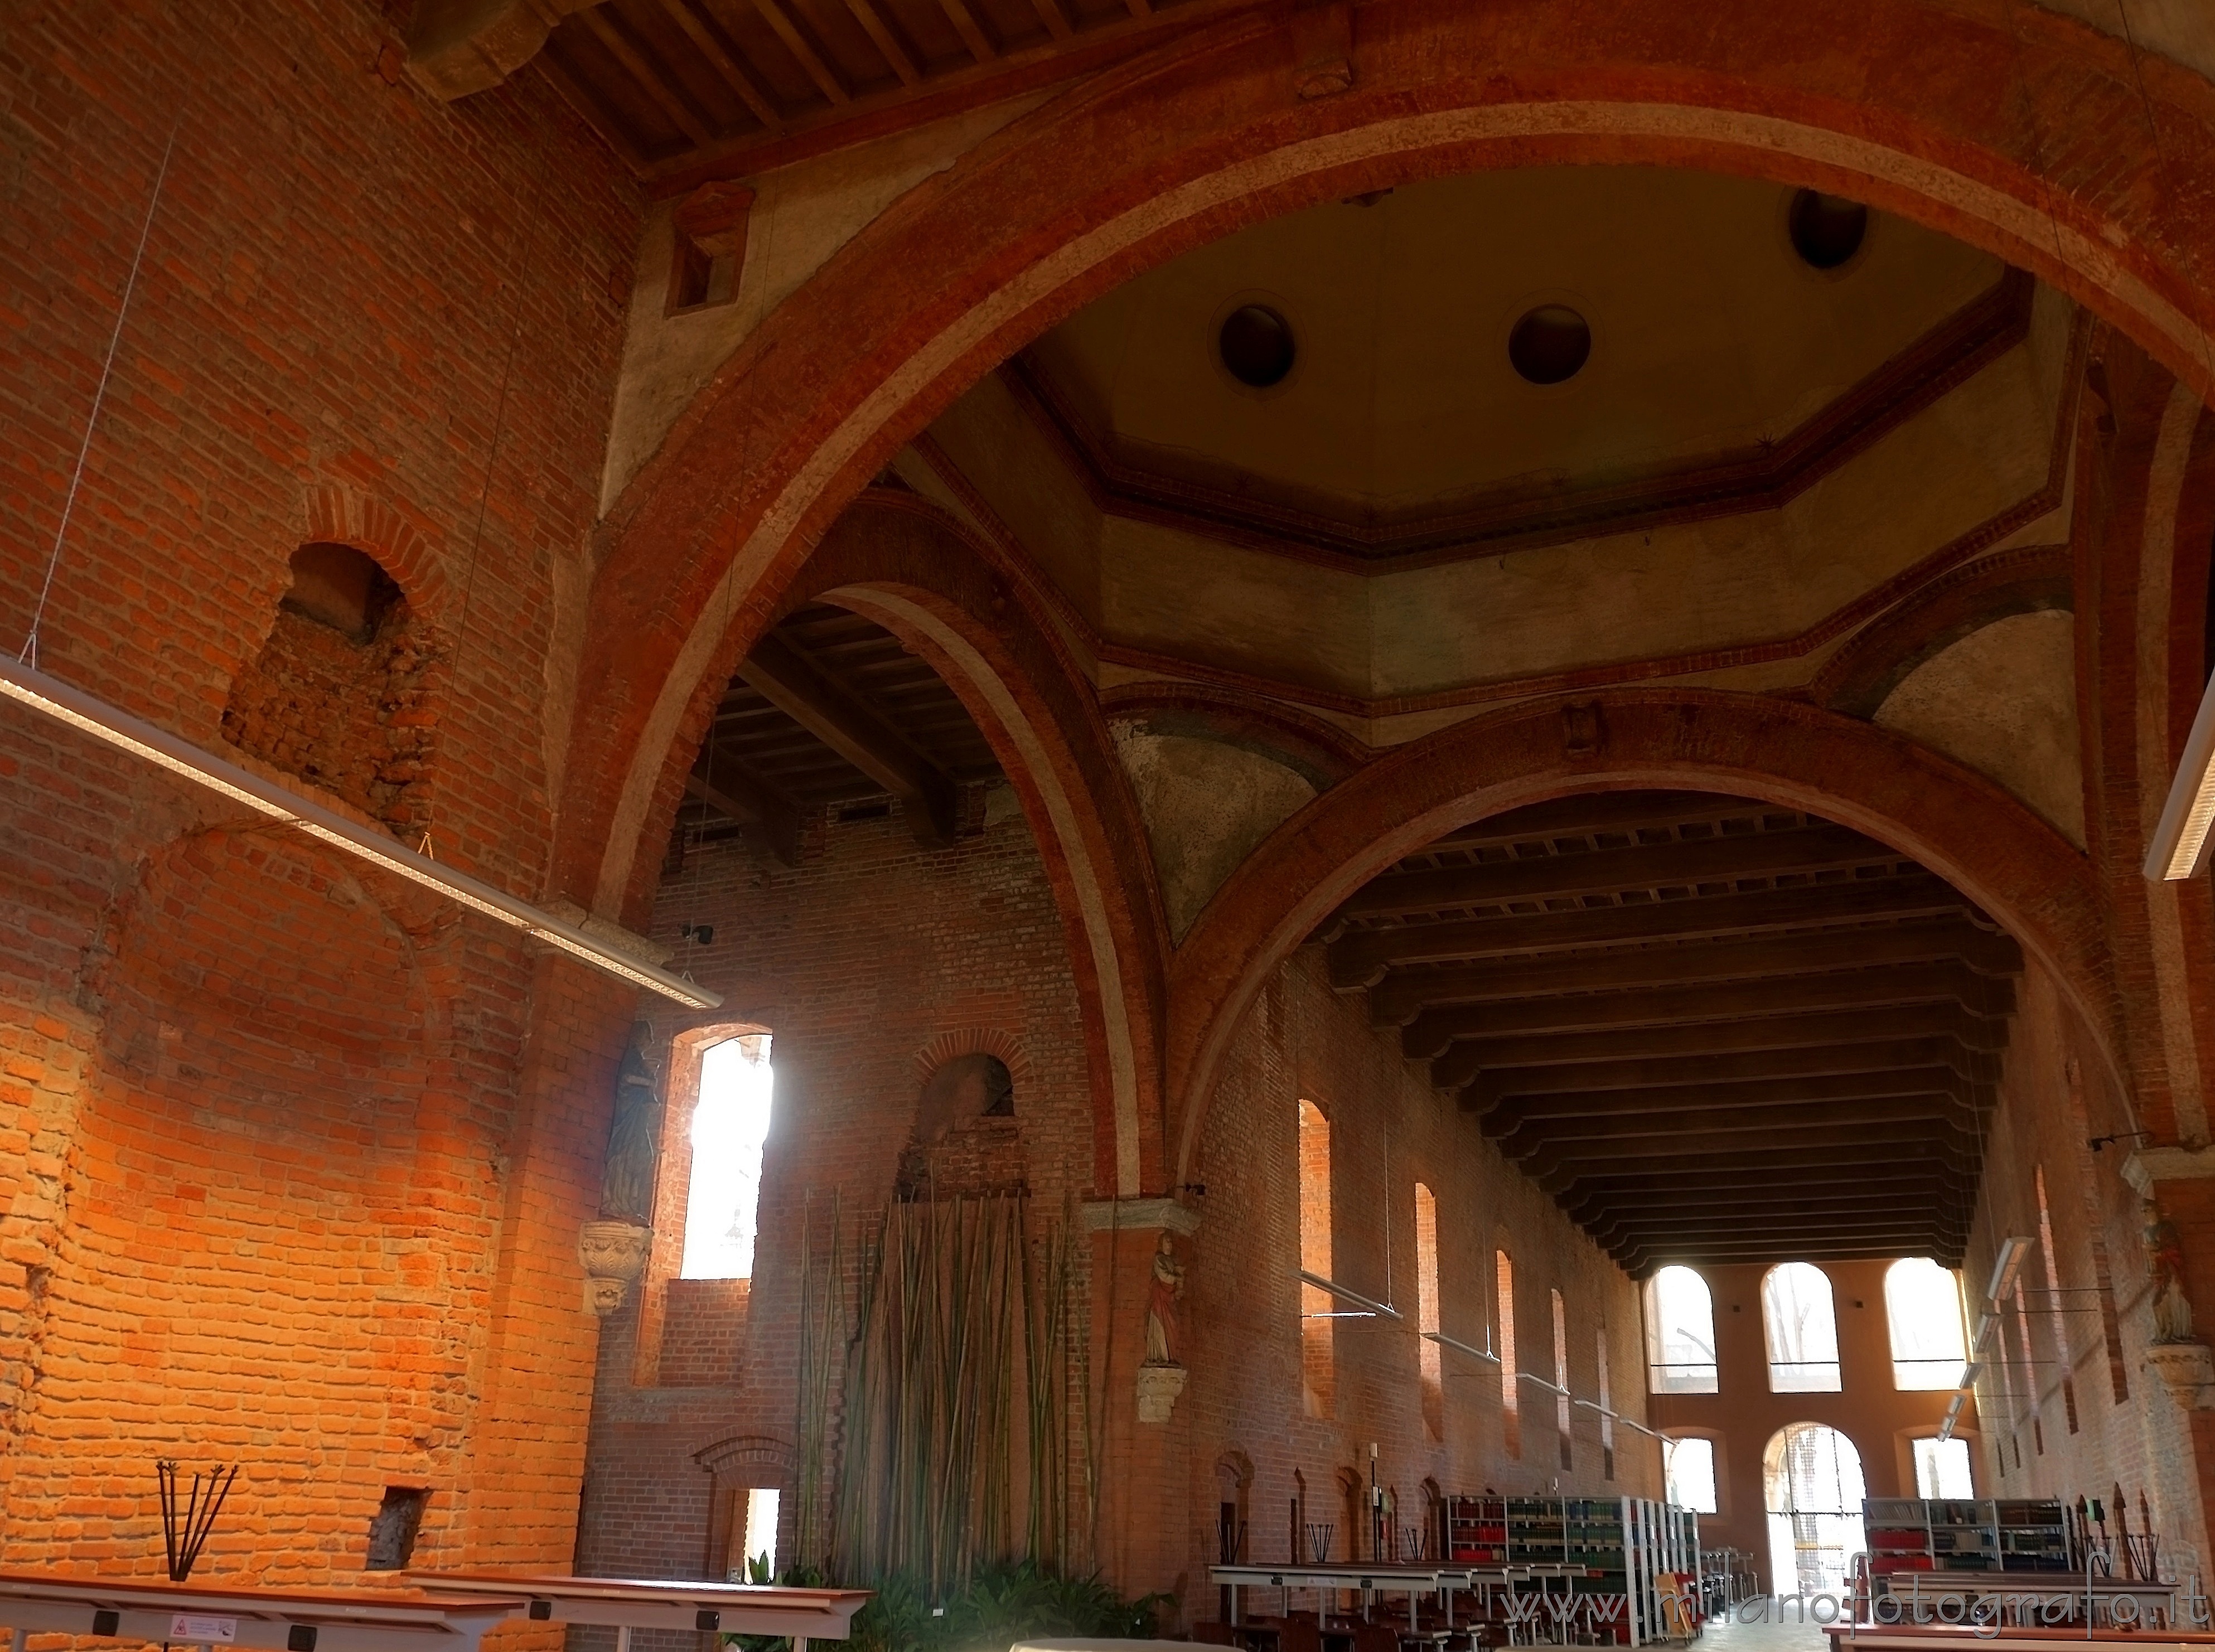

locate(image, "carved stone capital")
[[2145, 1339, 2215, 1409], [1136, 1363, 1187, 1424]]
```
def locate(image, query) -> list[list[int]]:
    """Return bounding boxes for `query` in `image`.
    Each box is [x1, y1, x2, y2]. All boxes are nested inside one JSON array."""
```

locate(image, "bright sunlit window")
[[1645, 1265, 1719, 1393], [1763, 1262, 1842, 1392], [681, 1034, 774, 1280], [1913, 1436, 1974, 1499], [1887, 1257, 1969, 1389], [1665, 1436, 1719, 1514]]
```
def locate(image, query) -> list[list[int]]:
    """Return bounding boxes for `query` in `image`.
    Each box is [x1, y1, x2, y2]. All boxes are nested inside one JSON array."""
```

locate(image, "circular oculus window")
[[1508, 304, 1592, 385], [1218, 303, 1297, 388], [1789, 189, 1869, 270]]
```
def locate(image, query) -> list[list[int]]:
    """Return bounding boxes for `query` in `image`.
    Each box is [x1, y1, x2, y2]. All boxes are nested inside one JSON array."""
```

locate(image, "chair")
[[1194, 1625, 1238, 1646], [1280, 1615, 1324, 1652]]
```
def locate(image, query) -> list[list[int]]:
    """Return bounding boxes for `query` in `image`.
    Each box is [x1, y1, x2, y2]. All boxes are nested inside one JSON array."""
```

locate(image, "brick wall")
[[578, 790, 1094, 1594], [583, 794, 1660, 1607], [0, 0, 641, 1581]]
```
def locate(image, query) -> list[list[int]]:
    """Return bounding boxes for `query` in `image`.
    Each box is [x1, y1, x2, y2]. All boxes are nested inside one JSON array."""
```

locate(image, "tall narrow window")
[[1913, 1436, 1974, 1498], [1550, 1287, 1573, 1470], [1414, 1183, 1443, 1439], [1496, 1249, 1520, 1459], [1762, 1262, 1842, 1392], [1885, 1258, 1969, 1389], [1645, 1266, 1719, 1393], [2035, 1167, 2079, 1432], [681, 1034, 775, 1279], [1665, 1437, 1719, 1513], [2013, 1277, 2043, 1454], [1596, 1326, 1616, 1480], [1299, 1099, 1334, 1418]]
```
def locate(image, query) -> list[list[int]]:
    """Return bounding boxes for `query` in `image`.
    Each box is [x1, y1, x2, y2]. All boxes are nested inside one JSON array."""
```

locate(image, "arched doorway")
[[1764, 1423, 1868, 1599]]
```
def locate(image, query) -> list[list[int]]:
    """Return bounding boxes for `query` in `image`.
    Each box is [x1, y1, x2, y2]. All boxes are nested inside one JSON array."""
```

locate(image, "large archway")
[[665, 492, 1172, 1195], [552, 0, 2215, 918], [1164, 688, 2118, 1186]]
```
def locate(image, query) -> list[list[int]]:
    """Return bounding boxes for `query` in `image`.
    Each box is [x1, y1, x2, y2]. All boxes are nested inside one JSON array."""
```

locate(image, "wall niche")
[[222, 542, 441, 837], [895, 1050, 1023, 1200]]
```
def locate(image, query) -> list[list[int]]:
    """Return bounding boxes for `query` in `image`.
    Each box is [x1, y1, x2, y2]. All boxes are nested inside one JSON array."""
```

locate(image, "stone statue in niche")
[[577, 1023, 661, 1315], [2144, 1199, 2194, 1344], [1145, 1232, 1186, 1366], [601, 1023, 663, 1223]]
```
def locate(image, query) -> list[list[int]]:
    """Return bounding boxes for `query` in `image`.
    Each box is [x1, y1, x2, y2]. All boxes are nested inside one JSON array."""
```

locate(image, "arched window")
[[1550, 1287, 1572, 1470], [1885, 1258, 1969, 1389], [1664, 1436, 1719, 1514], [1764, 1423, 1866, 1596], [1299, 1098, 1334, 1418], [1762, 1263, 1842, 1392], [1496, 1248, 1520, 1458], [681, 1034, 775, 1279], [1414, 1183, 1443, 1439], [1645, 1266, 1719, 1393]]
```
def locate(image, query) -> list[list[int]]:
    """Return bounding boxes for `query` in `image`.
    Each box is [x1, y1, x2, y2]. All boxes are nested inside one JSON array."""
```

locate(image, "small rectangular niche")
[[365, 1486, 429, 1569], [666, 182, 754, 315]]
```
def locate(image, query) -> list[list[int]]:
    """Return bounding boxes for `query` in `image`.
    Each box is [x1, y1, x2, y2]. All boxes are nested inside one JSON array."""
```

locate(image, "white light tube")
[[1985, 1236, 2030, 1304], [1297, 1268, 1404, 1321], [1958, 1362, 1984, 1389], [2145, 667, 2215, 879], [1938, 1393, 1966, 1443], [1426, 1330, 1501, 1364], [0, 655, 721, 1009]]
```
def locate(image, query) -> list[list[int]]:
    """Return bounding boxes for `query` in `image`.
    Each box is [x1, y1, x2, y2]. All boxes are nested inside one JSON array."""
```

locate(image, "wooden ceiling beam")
[[932, 0, 1000, 62], [1529, 1130, 1977, 1190], [1541, 1141, 1979, 1196], [840, 0, 922, 81], [747, 0, 853, 103], [1430, 792, 1795, 851], [1404, 963, 2014, 1060], [737, 632, 957, 845], [1342, 825, 1904, 923], [685, 761, 802, 866], [1586, 1204, 1966, 1244], [1468, 1038, 1996, 1112], [1568, 1174, 1956, 1215], [581, 7, 716, 146], [1485, 1066, 1985, 1137], [1498, 1096, 1974, 1162], [1432, 1002, 2007, 1089], [664, 0, 788, 128], [1329, 872, 1974, 987], [1368, 921, 2018, 1028]]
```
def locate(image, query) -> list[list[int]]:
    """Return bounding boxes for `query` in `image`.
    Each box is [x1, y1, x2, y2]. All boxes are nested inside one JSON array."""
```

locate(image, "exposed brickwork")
[[0, 0, 641, 1586], [221, 594, 442, 837]]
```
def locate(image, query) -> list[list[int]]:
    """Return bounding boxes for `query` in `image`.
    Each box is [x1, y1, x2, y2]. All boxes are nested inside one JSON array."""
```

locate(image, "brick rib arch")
[[554, 0, 2215, 926], [1162, 688, 2120, 1185], [637, 495, 1169, 1195]]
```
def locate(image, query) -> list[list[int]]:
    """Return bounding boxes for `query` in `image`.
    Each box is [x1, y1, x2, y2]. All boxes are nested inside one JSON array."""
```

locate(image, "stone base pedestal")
[[2146, 1340, 2215, 1408], [1136, 1363, 1187, 1423], [578, 1218, 652, 1315]]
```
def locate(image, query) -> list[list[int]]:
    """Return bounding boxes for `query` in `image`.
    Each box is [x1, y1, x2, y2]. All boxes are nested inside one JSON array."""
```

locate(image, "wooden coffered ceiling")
[[530, 0, 1252, 182], [677, 602, 1002, 861], [1323, 790, 2021, 1273]]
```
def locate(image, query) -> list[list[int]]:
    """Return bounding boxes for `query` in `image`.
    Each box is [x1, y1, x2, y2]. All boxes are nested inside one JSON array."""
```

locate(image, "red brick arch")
[[1162, 688, 2122, 1185], [645, 493, 1170, 1196], [553, 0, 2215, 931]]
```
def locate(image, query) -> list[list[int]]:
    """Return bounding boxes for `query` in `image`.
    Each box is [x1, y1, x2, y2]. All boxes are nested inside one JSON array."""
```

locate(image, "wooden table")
[[0, 1572, 519, 1652], [409, 1571, 872, 1652]]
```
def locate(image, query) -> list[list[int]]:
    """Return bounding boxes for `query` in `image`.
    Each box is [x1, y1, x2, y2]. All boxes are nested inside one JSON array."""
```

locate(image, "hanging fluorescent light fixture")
[[0, 655, 720, 1009], [1985, 1236, 2030, 1304], [2145, 670, 2215, 879], [1426, 1329, 1501, 1364], [1297, 1268, 1404, 1321], [1938, 1393, 1966, 1443]]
